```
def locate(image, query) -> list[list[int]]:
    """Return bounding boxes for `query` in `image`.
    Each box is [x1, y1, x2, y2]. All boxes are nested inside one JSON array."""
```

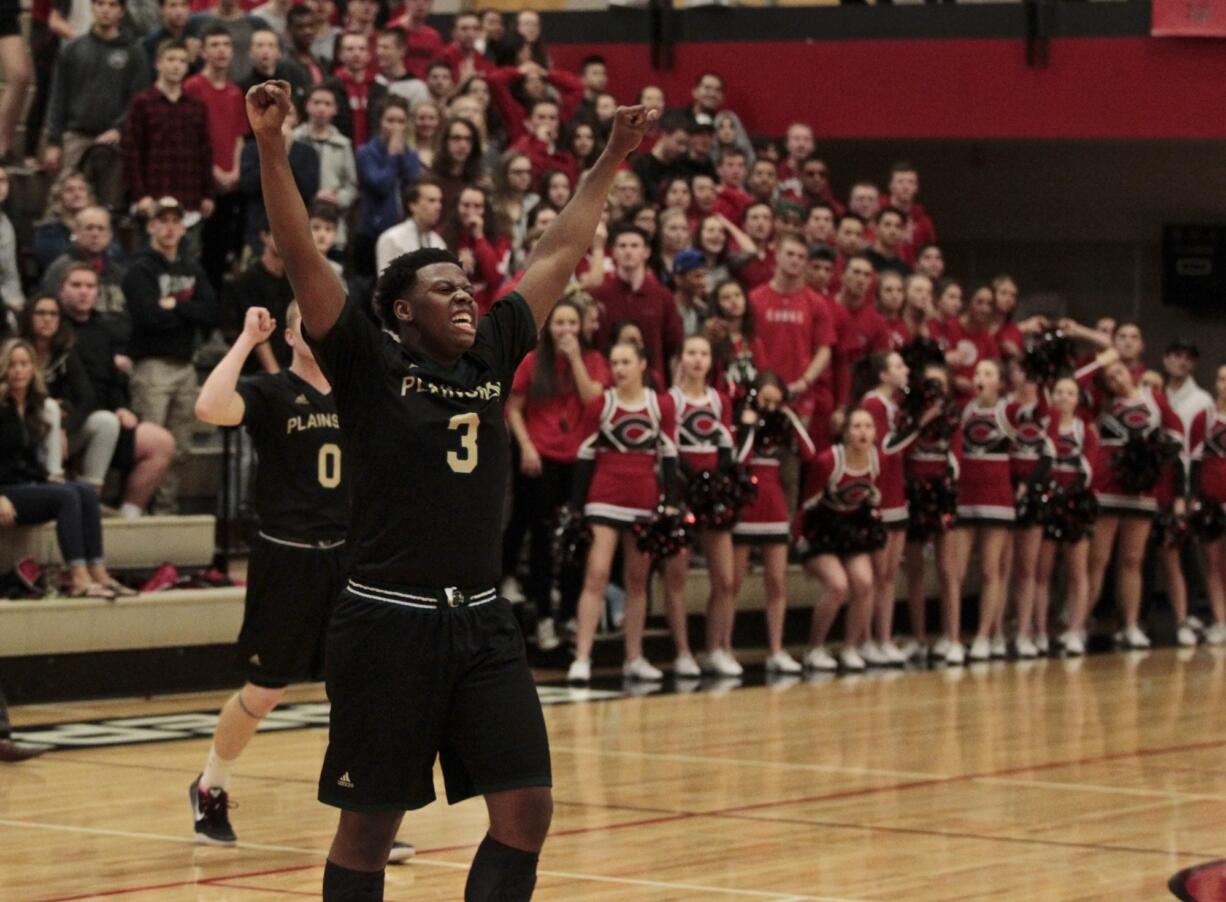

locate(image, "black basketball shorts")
[[317, 587, 552, 812], [236, 533, 346, 688]]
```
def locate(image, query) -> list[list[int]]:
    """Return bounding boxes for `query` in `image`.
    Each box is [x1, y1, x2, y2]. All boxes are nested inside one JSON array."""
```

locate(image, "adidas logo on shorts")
[[337, 771, 354, 788]]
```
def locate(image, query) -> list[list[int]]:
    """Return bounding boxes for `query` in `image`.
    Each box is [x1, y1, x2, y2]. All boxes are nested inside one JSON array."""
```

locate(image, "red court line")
[[34, 863, 321, 902]]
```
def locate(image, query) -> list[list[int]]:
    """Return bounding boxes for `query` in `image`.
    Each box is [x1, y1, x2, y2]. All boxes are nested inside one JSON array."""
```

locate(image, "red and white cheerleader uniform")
[[669, 385, 735, 476], [1009, 398, 1050, 489], [798, 444, 884, 557], [956, 399, 1021, 524], [1092, 388, 1184, 517], [732, 406, 816, 544], [1049, 416, 1098, 491], [862, 389, 918, 530], [1190, 408, 1226, 510], [575, 388, 678, 526]]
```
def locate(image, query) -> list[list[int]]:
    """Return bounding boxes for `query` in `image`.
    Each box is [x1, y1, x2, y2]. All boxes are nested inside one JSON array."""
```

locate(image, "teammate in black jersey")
[[249, 80, 656, 901], [190, 304, 412, 862]]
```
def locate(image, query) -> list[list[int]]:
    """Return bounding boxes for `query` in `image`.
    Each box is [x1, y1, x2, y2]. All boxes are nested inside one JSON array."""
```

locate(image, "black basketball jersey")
[[305, 292, 537, 588], [237, 370, 348, 541]]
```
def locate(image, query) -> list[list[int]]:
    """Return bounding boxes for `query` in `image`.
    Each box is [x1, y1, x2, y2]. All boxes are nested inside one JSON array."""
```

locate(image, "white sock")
[[119, 503, 143, 520], [201, 745, 235, 791]]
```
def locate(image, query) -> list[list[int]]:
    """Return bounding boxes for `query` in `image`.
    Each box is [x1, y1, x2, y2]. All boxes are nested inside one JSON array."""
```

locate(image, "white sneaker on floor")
[[535, 617, 560, 651], [839, 647, 867, 672], [1035, 634, 1050, 655], [623, 657, 664, 681], [1015, 636, 1039, 659], [968, 637, 991, 662], [1059, 631, 1085, 656], [944, 642, 966, 666], [673, 653, 702, 678], [1188, 615, 1206, 633], [765, 650, 803, 674], [804, 645, 839, 672], [703, 648, 744, 677], [1207, 624, 1226, 646], [567, 659, 591, 683], [859, 641, 889, 667], [879, 641, 907, 666], [500, 576, 525, 603], [1122, 626, 1152, 650], [1177, 621, 1200, 648], [898, 639, 922, 662], [931, 637, 951, 660], [990, 637, 1009, 659]]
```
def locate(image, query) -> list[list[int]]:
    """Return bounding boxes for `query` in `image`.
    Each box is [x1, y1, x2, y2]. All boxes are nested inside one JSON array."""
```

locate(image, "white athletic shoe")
[[566, 659, 591, 683], [765, 650, 803, 674], [968, 637, 991, 662], [839, 647, 867, 672], [535, 617, 560, 652], [1034, 634, 1050, 655], [673, 653, 702, 678], [879, 641, 907, 666], [897, 639, 922, 662], [990, 637, 1009, 659], [388, 841, 415, 864], [858, 641, 889, 667], [944, 642, 966, 666], [1177, 621, 1200, 648], [1015, 636, 1039, 659], [499, 576, 525, 603], [622, 657, 664, 681], [702, 648, 744, 677], [804, 645, 839, 672], [1059, 631, 1085, 656], [1122, 626, 1152, 650], [1207, 624, 1226, 646], [931, 637, 951, 660]]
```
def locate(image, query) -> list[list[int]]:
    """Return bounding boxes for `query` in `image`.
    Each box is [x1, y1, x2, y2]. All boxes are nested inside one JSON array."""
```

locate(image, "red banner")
[[1152, 0, 1226, 37]]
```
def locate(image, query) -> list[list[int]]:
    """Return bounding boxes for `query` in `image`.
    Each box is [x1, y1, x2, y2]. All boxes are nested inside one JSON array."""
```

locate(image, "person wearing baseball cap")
[[673, 248, 709, 337], [1164, 336, 1214, 431]]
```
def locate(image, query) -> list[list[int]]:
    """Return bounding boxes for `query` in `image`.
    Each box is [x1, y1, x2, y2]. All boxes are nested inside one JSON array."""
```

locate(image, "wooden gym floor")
[[2, 648, 1223, 901]]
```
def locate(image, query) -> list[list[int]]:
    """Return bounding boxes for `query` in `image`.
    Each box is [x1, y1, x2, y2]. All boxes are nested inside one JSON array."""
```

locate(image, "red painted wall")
[[550, 37, 1226, 139]]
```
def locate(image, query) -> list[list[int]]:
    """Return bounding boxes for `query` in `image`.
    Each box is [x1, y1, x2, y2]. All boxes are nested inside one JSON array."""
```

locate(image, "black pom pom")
[[1152, 509, 1190, 548], [801, 502, 886, 557], [1191, 500, 1226, 541], [552, 505, 593, 568], [1042, 484, 1098, 543], [1022, 329, 1077, 385], [906, 475, 959, 542], [1015, 480, 1057, 527], [1113, 431, 1181, 494], [684, 464, 759, 530], [632, 501, 695, 558]]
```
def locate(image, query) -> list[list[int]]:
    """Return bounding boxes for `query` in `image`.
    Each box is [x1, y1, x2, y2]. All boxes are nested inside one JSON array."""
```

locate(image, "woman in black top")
[[0, 339, 125, 598]]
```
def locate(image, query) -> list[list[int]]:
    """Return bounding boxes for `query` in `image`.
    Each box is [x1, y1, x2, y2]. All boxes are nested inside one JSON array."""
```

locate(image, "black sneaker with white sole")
[[388, 840, 416, 864], [189, 775, 237, 844]]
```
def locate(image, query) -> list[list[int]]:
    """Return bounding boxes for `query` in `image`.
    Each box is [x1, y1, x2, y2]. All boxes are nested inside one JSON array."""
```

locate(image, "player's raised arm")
[[247, 81, 345, 340], [196, 307, 277, 426], [516, 105, 658, 327]]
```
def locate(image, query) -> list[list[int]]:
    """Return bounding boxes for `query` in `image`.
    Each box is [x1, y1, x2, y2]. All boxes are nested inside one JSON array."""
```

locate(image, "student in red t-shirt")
[[832, 254, 890, 411], [506, 298, 610, 651], [387, 0, 443, 80], [735, 202, 776, 291], [887, 160, 936, 261], [442, 185, 510, 315], [876, 270, 908, 352], [942, 284, 1000, 399], [991, 274, 1025, 360]]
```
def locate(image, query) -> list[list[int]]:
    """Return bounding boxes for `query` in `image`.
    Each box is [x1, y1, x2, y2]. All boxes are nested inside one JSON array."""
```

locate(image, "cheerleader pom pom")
[[901, 337, 946, 379], [1042, 485, 1098, 543], [1114, 431, 1181, 494], [552, 505, 593, 567], [686, 470, 734, 531], [1022, 328, 1077, 384], [754, 409, 790, 454], [801, 502, 886, 556], [905, 476, 958, 542], [1190, 500, 1226, 541], [1153, 509, 1190, 548], [632, 503, 695, 558], [1015, 480, 1057, 527]]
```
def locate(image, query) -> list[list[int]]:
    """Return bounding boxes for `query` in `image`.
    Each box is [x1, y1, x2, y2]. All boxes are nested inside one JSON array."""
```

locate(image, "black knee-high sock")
[[464, 834, 540, 901], [323, 860, 385, 901]]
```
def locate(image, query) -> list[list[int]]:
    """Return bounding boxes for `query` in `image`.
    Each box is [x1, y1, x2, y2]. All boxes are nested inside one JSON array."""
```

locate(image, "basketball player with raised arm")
[[248, 80, 656, 901], [190, 303, 413, 862]]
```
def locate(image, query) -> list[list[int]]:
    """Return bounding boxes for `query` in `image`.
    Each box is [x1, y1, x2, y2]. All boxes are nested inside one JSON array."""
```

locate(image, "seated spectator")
[[42, 206, 129, 333], [186, 0, 270, 83], [33, 170, 95, 272], [284, 6, 325, 86], [122, 40, 214, 236], [375, 177, 445, 275], [886, 160, 936, 259], [353, 97, 423, 276], [443, 185, 509, 315], [389, 0, 444, 80], [224, 229, 293, 371], [123, 198, 218, 514], [0, 338, 132, 598], [309, 201, 345, 279], [864, 207, 914, 278], [294, 86, 358, 250], [238, 26, 309, 103], [442, 11, 493, 82], [373, 29, 429, 107], [239, 100, 319, 254], [42, 0, 151, 207], [141, 0, 197, 69], [323, 32, 385, 147], [430, 116, 484, 212], [0, 169, 21, 319], [19, 294, 120, 491], [632, 111, 691, 205]]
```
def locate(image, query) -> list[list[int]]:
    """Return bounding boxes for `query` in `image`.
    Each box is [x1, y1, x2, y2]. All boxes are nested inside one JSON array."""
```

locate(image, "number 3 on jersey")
[[318, 443, 342, 488], [448, 412, 479, 474]]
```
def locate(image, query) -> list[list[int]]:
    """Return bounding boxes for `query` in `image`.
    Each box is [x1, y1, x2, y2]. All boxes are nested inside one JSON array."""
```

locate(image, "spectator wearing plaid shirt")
[[122, 40, 213, 245]]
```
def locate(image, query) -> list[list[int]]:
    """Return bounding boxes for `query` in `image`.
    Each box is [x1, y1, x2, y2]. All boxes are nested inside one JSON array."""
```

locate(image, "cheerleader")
[[1005, 364, 1051, 658], [1086, 356, 1185, 650], [568, 342, 679, 683], [800, 409, 884, 672], [903, 364, 965, 665], [1032, 376, 1099, 656], [664, 335, 743, 678], [952, 359, 1019, 662], [1189, 365, 1226, 645], [859, 352, 919, 665], [731, 372, 815, 674]]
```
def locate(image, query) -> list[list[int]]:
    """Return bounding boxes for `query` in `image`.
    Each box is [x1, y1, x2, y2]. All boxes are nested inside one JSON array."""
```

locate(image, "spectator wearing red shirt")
[[829, 212, 867, 293], [736, 201, 776, 291], [185, 25, 246, 291], [864, 207, 914, 277], [747, 157, 778, 208], [806, 243, 836, 299], [389, 0, 443, 79], [332, 0, 377, 62], [876, 271, 908, 351], [943, 284, 1001, 399], [804, 202, 836, 248], [775, 121, 814, 191], [506, 297, 611, 649], [593, 225, 684, 387], [848, 181, 881, 224], [507, 98, 577, 185], [123, 41, 213, 228], [491, 60, 583, 142], [991, 273, 1025, 360], [712, 147, 752, 224], [439, 11, 492, 82], [915, 242, 945, 281], [443, 185, 510, 316], [749, 234, 834, 421], [834, 254, 890, 409], [322, 32, 385, 146], [782, 153, 845, 217], [690, 173, 718, 223], [887, 160, 937, 260]]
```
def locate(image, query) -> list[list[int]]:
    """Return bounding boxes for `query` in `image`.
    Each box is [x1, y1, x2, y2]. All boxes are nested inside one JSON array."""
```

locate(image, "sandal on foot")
[[69, 583, 116, 601]]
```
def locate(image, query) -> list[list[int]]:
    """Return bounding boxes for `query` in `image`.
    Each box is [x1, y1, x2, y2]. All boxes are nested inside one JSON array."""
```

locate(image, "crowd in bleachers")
[[1, 0, 1225, 682]]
